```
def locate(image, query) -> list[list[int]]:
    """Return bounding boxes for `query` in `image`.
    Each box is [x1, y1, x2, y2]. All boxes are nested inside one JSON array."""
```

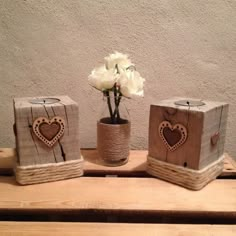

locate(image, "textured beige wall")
[[0, 0, 235, 158]]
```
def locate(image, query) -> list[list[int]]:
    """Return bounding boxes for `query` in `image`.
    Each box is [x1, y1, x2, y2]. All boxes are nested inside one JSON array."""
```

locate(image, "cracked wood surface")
[[13, 96, 81, 166]]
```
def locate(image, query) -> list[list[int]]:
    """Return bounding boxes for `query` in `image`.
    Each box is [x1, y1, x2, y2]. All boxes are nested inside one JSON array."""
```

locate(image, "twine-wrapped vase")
[[97, 117, 131, 166]]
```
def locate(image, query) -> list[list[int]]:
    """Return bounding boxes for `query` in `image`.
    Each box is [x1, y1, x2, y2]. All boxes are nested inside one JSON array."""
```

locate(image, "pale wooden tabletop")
[[0, 148, 236, 235]]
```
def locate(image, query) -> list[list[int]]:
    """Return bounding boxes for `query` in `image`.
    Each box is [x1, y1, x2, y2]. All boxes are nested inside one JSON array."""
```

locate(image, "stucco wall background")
[[0, 0, 235, 158]]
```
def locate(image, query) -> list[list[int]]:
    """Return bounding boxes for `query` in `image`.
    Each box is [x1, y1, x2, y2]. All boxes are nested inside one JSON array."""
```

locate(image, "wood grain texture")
[[0, 176, 235, 215], [149, 98, 228, 170], [200, 103, 229, 169], [1, 149, 236, 177], [51, 99, 80, 161], [83, 149, 147, 175], [0, 222, 235, 236], [14, 96, 81, 166], [149, 104, 203, 170], [42, 106, 64, 163]]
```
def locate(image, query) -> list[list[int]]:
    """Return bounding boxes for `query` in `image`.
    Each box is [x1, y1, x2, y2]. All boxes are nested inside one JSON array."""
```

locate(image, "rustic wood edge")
[[0, 148, 235, 177], [0, 177, 235, 220], [0, 222, 235, 235]]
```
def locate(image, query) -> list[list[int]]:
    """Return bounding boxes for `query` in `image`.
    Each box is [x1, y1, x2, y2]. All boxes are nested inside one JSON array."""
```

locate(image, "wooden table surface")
[[0, 148, 236, 236]]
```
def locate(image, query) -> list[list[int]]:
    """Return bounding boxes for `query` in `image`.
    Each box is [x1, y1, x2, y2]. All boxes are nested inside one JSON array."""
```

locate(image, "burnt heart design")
[[33, 116, 65, 147], [159, 121, 187, 152]]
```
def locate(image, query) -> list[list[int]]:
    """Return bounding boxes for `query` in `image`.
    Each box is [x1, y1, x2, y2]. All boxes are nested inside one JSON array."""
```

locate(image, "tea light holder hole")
[[29, 98, 60, 104], [174, 99, 205, 107]]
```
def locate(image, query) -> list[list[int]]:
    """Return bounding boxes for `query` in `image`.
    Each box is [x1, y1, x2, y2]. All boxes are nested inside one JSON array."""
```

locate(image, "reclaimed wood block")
[[14, 96, 83, 185], [147, 97, 229, 190]]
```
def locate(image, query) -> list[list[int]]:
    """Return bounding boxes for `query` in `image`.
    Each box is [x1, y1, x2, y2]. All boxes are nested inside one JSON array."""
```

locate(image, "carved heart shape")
[[159, 121, 187, 152], [211, 132, 220, 146], [33, 116, 65, 147]]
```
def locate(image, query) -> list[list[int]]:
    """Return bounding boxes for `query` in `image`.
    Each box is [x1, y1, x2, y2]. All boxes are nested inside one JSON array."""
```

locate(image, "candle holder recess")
[[147, 97, 229, 190], [13, 96, 83, 185]]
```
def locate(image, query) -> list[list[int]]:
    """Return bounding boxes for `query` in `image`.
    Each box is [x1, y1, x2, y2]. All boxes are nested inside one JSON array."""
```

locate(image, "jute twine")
[[97, 119, 130, 166], [15, 158, 83, 185], [146, 155, 224, 190]]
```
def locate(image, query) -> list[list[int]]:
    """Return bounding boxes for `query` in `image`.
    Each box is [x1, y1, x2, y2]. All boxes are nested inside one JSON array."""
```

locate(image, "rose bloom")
[[88, 65, 117, 91], [104, 51, 133, 71], [118, 69, 145, 98], [88, 52, 145, 97]]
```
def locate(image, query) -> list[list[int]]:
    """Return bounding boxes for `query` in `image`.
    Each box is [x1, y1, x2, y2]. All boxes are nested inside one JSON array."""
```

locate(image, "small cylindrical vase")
[[97, 117, 131, 166]]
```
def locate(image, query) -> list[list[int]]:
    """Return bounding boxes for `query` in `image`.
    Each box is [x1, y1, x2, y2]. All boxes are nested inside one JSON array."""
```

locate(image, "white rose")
[[104, 51, 133, 70], [118, 69, 145, 98], [88, 65, 117, 91]]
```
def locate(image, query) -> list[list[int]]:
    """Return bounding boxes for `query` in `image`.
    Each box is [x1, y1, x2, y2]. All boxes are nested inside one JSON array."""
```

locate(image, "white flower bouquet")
[[88, 52, 145, 124]]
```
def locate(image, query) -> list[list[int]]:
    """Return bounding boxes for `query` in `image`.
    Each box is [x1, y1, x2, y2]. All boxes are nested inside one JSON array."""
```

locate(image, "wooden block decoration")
[[13, 96, 83, 185], [147, 97, 229, 190]]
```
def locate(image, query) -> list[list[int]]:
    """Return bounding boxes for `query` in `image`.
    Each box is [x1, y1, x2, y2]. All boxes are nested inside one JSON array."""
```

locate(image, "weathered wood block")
[[14, 96, 83, 185], [147, 97, 229, 190]]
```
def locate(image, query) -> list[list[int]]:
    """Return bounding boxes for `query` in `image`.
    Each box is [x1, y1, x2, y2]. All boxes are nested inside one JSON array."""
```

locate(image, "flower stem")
[[113, 88, 122, 124], [114, 84, 118, 123], [105, 91, 114, 123], [117, 94, 122, 120]]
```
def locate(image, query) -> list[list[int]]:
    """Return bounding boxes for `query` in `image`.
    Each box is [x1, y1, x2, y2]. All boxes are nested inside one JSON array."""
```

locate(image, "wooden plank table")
[[0, 148, 236, 235], [0, 222, 236, 236]]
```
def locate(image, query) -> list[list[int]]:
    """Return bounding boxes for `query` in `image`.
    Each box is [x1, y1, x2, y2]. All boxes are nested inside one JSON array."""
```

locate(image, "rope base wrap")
[[146, 155, 224, 190], [15, 158, 84, 185]]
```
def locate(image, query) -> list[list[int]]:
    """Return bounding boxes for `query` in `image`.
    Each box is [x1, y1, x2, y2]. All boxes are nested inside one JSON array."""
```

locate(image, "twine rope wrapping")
[[146, 155, 224, 190], [97, 120, 130, 165], [15, 158, 83, 185]]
